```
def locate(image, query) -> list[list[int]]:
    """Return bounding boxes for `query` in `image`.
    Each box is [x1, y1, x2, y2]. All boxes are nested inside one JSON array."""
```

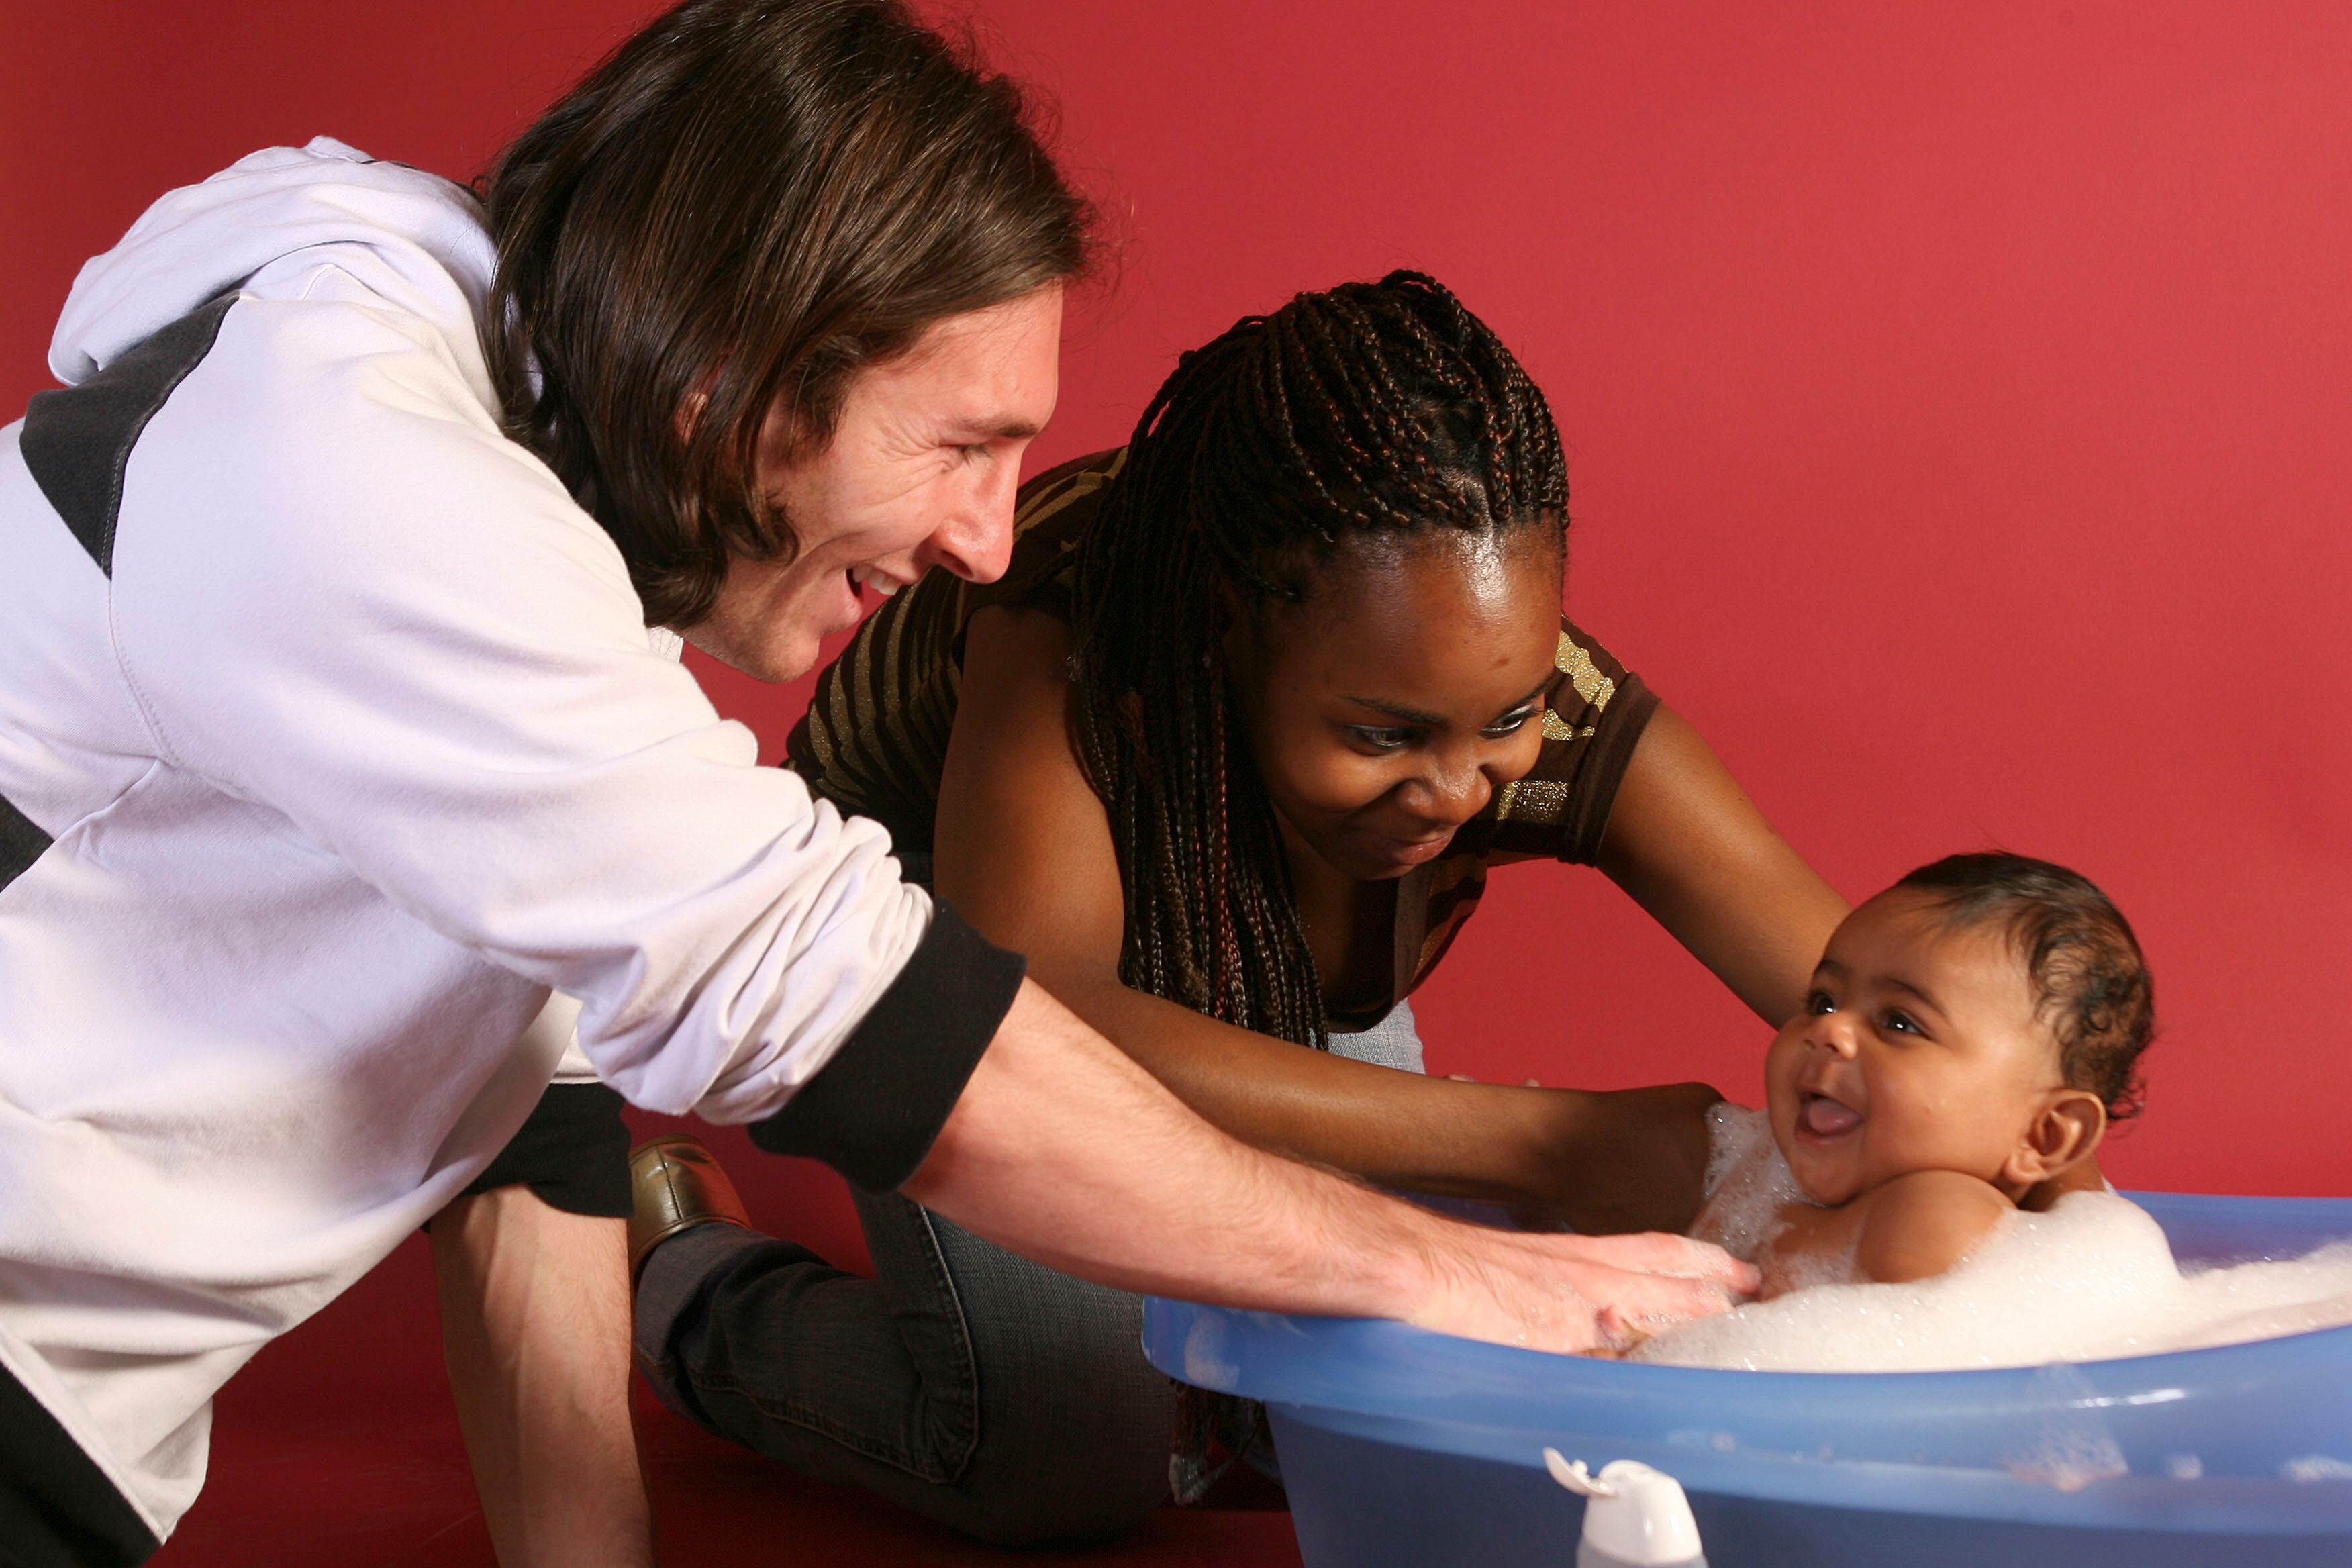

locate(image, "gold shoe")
[[628, 1134, 752, 1282]]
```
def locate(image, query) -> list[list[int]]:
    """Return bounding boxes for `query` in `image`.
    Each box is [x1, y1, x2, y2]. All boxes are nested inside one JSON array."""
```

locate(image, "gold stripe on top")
[[1554, 630, 1616, 712], [800, 689, 839, 771], [826, 632, 867, 793], [1012, 445, 1125, 536], [1496, 777, 1569, 827], [870, 595, 930, 806], [1542, 709, 1595, 742]]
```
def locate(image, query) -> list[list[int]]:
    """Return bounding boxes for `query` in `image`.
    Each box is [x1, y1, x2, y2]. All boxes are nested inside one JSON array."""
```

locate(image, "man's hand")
[[430, 1187, 655, 1568], [1406, 1222, 1755, 1354]]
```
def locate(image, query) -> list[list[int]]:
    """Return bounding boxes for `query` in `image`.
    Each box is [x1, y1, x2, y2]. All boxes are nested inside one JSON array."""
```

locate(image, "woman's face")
[[1228, 527, 1563, 883]]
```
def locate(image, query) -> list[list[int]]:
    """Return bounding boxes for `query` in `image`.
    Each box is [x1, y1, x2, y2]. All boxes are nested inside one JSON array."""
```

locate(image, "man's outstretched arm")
[[904, 979, 1755, 1353]]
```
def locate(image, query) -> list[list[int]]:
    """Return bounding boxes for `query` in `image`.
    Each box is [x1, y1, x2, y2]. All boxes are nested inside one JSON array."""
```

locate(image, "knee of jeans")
[[940, 1384, 1173, 1547], [954, 1459, 1169, 1549]]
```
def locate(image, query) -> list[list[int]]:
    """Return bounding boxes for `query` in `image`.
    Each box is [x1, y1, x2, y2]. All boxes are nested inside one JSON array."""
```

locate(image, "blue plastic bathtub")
[[1142, 1193, 2352, 1567]]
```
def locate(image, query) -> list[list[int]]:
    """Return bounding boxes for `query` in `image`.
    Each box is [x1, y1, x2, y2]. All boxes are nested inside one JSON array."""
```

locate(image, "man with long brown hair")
[[0, 3, 1749, 1561]]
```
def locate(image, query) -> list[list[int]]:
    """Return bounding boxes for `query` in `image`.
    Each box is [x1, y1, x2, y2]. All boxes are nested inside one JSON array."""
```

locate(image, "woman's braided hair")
[[1068, 271, 1567, 1048]]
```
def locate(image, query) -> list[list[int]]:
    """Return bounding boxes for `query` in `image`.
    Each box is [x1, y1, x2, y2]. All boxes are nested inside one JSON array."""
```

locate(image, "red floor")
[[151, 1123, 1300, 1566]]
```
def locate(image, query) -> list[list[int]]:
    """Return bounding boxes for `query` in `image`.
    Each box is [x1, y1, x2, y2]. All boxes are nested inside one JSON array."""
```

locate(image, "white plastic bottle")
[[1544, 1449, 1709, 1568]]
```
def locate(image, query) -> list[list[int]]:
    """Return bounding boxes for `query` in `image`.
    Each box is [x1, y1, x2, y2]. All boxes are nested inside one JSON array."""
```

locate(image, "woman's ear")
[[2002, 1090, 2107, 1189]]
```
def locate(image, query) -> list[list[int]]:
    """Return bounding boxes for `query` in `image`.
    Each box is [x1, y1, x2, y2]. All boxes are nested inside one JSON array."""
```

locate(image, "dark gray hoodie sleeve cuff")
[[749, 900, 1026, 1192]]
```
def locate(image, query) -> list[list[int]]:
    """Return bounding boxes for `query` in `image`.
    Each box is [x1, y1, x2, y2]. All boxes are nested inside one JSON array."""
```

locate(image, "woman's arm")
[[1594, 705, 1849, 1028], [932, 607, 1712, 1234]]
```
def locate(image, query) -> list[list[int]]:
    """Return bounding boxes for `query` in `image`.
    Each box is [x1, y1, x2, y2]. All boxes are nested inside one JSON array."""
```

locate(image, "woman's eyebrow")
[[1345, 696, 1444, 725], [1343, 679, 1552, 729], [1492, 680, 1551, 719]]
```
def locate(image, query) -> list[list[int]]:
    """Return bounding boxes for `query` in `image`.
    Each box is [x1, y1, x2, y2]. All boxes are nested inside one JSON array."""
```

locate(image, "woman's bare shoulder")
[[958, 603, 1077, 734], [936, 602, 1128, 975]]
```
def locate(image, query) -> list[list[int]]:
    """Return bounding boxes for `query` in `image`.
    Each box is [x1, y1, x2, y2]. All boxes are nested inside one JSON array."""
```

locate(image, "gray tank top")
[[1328, 998, 1425, 1075]]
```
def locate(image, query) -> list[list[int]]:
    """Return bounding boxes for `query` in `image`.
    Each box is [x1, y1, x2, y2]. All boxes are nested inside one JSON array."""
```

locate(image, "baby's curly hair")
[[1896, 852, 2158, 1121]]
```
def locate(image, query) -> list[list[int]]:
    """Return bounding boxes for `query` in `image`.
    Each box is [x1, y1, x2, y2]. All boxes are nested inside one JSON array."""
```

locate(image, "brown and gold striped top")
[[786, 448, 1660, 1012]]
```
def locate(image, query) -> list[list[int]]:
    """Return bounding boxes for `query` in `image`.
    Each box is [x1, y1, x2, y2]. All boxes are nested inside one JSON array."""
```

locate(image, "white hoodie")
[[0, 140, 942, 1538]]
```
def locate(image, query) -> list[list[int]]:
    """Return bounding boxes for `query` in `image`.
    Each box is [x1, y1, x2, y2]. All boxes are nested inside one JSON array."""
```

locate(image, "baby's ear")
[[2002, 1090, 2107, 1188]]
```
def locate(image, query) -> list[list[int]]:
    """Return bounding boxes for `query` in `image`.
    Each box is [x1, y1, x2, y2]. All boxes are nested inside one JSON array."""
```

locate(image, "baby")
[[1696, 851, 2157, 1300]]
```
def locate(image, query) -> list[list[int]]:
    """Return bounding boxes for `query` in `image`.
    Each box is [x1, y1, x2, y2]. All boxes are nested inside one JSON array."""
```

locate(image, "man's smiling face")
[[683, 285, 1063, 681]]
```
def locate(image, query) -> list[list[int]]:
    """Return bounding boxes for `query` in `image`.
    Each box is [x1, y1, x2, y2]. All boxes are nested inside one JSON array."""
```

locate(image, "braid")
[[1070, 271, 1567, 1048]]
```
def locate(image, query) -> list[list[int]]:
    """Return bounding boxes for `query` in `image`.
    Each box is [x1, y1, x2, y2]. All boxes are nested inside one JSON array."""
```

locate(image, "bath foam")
[[1636, 1106, 2352, 1373]]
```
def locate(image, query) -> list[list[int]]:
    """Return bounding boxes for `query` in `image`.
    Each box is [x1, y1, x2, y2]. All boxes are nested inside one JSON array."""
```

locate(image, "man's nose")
[[921, 461, 1020, 584]]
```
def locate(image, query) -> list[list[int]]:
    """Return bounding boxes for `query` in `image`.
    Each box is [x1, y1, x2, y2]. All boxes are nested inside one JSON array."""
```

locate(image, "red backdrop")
[[8, 1, 2349, 1212]]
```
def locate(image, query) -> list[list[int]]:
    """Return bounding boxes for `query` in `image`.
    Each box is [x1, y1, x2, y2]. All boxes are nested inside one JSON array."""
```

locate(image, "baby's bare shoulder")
[[1853, 1170, 2014, 1285]]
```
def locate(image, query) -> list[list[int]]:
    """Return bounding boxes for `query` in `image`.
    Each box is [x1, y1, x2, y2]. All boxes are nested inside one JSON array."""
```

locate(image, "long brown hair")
[[479, 0, 1092, 628], [1069, 273, 1567, 1048]]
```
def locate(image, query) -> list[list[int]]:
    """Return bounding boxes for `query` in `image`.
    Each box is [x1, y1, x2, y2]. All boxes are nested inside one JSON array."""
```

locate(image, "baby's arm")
[[1752, 1170, 2012, 1297], [1851, 1169, 2013, 1284]]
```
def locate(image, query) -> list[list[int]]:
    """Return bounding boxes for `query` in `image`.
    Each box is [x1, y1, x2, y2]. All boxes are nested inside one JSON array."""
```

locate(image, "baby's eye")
[[1348, 725, 1414, 752], [1806, 989, 1836, 1016], [1881, 1008, 1922, 1036]]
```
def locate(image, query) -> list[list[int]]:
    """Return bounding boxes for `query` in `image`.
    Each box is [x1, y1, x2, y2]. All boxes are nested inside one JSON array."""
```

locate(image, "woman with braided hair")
[[628, 271, 1841, 1543]]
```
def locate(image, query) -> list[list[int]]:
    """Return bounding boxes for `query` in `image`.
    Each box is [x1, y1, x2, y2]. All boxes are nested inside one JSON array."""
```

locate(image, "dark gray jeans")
[[633, 1001, 1424, 1547]]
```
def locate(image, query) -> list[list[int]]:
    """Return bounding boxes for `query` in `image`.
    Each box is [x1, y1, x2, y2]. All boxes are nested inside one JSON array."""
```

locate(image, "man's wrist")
[[1349, 1190, 1451, 1328]]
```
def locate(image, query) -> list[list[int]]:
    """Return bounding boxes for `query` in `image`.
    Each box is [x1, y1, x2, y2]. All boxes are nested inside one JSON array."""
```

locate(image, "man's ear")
[[2002, 1090, 2107, 1189]]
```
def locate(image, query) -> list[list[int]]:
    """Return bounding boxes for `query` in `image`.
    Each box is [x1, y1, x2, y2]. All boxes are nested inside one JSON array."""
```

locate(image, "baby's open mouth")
[[1798, 1091, 1862, 1139]]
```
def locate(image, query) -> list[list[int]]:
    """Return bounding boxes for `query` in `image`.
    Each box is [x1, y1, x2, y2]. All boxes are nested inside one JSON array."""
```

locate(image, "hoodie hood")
[[50, 137, 495, 387]]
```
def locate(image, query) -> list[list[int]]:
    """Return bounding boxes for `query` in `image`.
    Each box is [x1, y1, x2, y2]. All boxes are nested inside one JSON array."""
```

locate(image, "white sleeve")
[[107, 291, 931, 1123]]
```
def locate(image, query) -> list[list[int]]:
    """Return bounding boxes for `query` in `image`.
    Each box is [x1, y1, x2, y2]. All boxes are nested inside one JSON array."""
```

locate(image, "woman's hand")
[[1514, 1083, 1724, 1237]]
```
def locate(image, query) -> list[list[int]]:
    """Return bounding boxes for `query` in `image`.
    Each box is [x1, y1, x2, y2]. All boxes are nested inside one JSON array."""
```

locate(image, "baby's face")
[[1765, 889, 2064, 1207]]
